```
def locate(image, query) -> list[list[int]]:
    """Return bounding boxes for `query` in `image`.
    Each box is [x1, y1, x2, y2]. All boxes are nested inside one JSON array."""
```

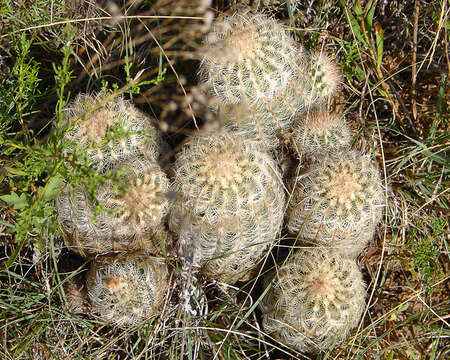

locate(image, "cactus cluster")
[[86, 253, 169, 327], [260, 248, 366, 353], [199, 12, 341, 151], [169, 129, 285, 282], [55, 93, 171, 325], [52, 7, 386, 355], [56, 93, 170, 258]]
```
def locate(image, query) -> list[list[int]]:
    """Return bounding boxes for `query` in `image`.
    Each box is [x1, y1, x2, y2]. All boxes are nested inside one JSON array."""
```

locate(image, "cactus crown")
[[199, 12, 302, 105], [291, 109, 352, 157], [286, 150, 384, 256], [261, 248, 366, 353], [170, 130, 283, 219], [87, 253, 169, 327], [100, 158, 169, 233], [60, 93, 163, 173]]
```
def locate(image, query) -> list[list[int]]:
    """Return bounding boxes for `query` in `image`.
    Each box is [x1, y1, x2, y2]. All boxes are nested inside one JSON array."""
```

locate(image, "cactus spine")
[[285, 150, 384, 257], [307, 51, 342, 104], [86, 253, 169, 327], [260, 248, 366, 353]]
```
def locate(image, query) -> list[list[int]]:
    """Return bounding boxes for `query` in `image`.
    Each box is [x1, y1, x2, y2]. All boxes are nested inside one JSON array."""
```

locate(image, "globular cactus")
[[307, 51, 342, 105], [60, 92, 164, 173], [260, 248, 366, 353], [285, 150, 384, 257], [169, 129, 285, 282], [291, 109, 351, 158], [199, 12, 304, 106], [56, 158, 170, 257], [86, 253, 169, 327]]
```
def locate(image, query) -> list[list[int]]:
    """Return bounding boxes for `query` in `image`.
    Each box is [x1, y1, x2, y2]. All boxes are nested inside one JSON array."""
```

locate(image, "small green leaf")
[[364, 0, 376, 31], [340, 1, 365, 44], [0, 191, 28, 209], [375, 22, 384, 69], [353, 0, 363, 17], [5, 166, 28, 176], [39, 175, 64, 201]]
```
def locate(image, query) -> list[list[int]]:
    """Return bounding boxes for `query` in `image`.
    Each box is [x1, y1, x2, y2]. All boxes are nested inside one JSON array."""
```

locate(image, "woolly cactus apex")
[[56, 158, 170, 257], [285, 150, 384, 257], [169, 129, 285, 282], [86, 253, 169, 327], [60, 93, 164, 173], [199, 12, 304, 106], [291, 109, 351, 157], [307, 51, 342, 105], [260, 248, 366, 353]]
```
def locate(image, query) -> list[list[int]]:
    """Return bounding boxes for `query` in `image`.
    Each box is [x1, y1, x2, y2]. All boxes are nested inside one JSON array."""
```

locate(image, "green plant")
[[86, 252, 169, 327], [286, 150, 384, 257], [260, 247, 366, 353], [407, 216, 446, 294], [291, 108, 351, 158], [0, 33, 72, 253], [169, 128, 285, 283]]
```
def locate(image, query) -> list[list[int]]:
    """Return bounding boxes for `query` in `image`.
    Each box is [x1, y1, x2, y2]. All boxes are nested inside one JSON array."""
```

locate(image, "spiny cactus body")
[[307, 51, 342, 104], [87, 253, 169, 327], [60, 93, 163, 173], [260, 248, 366, 353], [286, 151, 384, 257], [199, 12, 304, 106], [56, 158, 169, 257], [169, 129, 285, 282], [291, 109, 351, 157], [220, 101, 294, 150]]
